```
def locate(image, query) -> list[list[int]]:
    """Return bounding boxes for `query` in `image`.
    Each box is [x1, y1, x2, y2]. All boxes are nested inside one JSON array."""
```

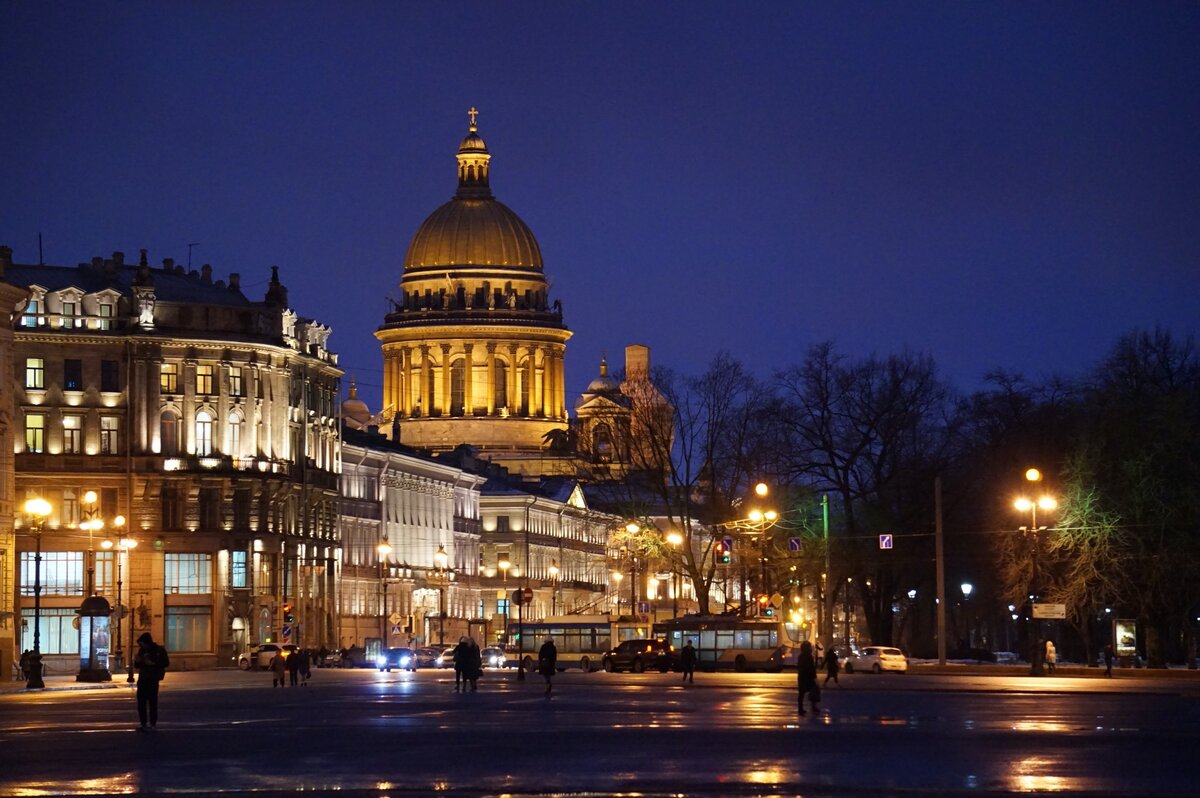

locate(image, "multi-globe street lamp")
[[666, 531, 683, 617], [101, 523, 135, 682], [22, 497, 52, 689], [377, 537, 393, 643], [548, 560, 559, 616], [430, 544, 452, 646], [1015, 467, 1058, 676]]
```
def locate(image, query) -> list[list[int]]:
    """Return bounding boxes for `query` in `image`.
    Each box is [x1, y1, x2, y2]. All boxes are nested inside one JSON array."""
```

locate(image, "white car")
[[237, 643, 297, 671], [844, 646, 908, 674], [435, 647, 457, 669]]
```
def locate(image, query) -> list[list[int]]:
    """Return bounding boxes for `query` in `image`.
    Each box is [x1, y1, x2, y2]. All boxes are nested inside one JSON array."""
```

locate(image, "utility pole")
[[821, 494, 830, 649], [935, 477, 946, 666]]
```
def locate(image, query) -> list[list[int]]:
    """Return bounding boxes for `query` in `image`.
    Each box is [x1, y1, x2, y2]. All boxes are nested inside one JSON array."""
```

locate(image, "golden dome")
[[403, 110, 543, 272]]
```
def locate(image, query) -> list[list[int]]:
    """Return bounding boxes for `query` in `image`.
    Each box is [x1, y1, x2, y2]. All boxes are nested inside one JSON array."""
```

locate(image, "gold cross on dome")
[[468, 106, 479, 128]]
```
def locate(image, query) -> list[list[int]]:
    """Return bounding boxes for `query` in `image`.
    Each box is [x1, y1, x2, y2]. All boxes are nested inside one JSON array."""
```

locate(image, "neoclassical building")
[[6, 247, 341, 672], [0, 249, 29, 678], [376, 111, 572, 474]]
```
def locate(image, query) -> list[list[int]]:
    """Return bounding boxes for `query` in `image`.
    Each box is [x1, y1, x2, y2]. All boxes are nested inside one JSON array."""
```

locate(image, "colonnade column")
[[382, 350, 393, 415], [485, 344, 497, 416], [399, 348, 411, 416], [526, 348, 537, 418], [419, 346, 430, 417], [440, 344, 453, 416], [463, 344, 475, 416], [540, 346, 553, 418], [508, 345, 519, 416]]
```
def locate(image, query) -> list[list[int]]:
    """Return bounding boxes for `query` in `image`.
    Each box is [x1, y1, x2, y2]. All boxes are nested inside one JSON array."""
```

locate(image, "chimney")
[[264, 265, 288, 306], [0, 245, 11, 276], [201, 264, 212, 284], [112, 251, 125, 266], [228, 273, 240, 291], [139, 249, 148, 267], [625, 344, 650, 380], [162, 257, 174, 272]]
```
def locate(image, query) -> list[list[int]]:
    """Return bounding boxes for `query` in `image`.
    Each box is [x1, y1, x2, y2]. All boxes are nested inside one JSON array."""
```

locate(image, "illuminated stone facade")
[[0, 248, 30, 678], [5, 248, 341, 671], [376, 113, 572, 474]]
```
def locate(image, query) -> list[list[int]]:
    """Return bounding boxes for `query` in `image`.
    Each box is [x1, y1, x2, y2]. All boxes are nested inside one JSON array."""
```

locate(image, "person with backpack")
[[134, 632, 169, 731]]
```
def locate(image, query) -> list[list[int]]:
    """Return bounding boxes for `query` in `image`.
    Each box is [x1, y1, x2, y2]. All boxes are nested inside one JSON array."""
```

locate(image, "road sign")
[[788, 537, 801, 552], [879, 533, 894, 550], [522, 587, 533, 604], [388, 612, 402, 625], [1032, 603, 1066, 619], [390, 624, 402, 635], [281, 624, 292, 639], [723, 536, 734, 552]]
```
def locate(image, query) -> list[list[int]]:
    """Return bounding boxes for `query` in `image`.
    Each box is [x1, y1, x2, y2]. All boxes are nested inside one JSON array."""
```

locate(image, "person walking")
[[1045, 640, 1058, 674], [270, 649, 287, 687], [824, 647, 840, 686], [134, 632, 169, 731], [538, 637, 558, 696], [452, 636, 470, 692], [298, 649, 311, 686], [1103, 643, 1114, 677], [18, 649, 30, 681], [814, 639, 825, 669], [287, 649, 301, 686], [796, 640, 820, 717], [680, 640, 697, 683], [465, 638, 482, 692]]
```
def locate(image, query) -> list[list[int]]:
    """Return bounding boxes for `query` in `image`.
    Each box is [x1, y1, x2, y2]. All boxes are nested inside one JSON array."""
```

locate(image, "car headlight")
[[375, 656, 387, 667], [400, 656, 411, 667]]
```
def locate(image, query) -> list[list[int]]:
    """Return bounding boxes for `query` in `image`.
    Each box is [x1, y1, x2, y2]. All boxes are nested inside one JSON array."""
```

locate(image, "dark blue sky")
[[3, 3, 1196, 406]]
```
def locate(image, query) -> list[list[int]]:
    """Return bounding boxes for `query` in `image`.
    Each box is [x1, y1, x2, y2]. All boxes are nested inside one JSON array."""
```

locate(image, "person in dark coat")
[[538, 637, 558, 696], [452, 637, 470, 692], [1103, 643, 1114, 677], [680, 640, 697, 683], [270, 649, 288, 687], [18, 650, 30, 681], [287, 648, 301, 686], [824, 648, 840, 686], [465, 638, 482, 691], [134, 632, 169, 730], [796, 640, 820, 716]]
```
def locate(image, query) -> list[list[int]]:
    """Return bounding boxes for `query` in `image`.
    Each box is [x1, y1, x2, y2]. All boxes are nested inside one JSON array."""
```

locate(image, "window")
[[195, 410, 213, 456], [25, 358, 44, 389], [95, 551, 115, 595], [60, 301, 78, 328], [494, 361, 508, 410], [21, 551, 83, 596], [61, 489, 80, 526], [233, 489, 251, 531], [228, 414, 242, 457], [64, 359, 82, 391], [20, 608, 80, 655], [62, 415, 82, 454], [23, 298, 40, 328], [160, 411, 180, 455], [196, 364, 214, 395], [199, 486, 221, 530], [25, 413, 45, 453], [231, 550, 248, 589], [164, 553, 212, 594], [98, 302, 114, 330], [496, 515, 511, 532], [101, 360, 119, 392], [100, 416, 119, 455], [165, 606, 211, 652], [450, 360, 466, 416], [229, 367, 243, 397], [160, 363, 178, 394], [161, 485, 184, 530]]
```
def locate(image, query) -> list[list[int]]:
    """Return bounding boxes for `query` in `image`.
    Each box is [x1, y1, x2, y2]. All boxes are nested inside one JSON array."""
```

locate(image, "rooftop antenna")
[[187, 242, 200, 269], [38, 232, 44, 265]]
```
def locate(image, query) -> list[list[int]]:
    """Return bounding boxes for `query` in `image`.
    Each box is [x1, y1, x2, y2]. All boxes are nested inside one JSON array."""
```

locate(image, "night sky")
[[2, 3, 1196, 408]]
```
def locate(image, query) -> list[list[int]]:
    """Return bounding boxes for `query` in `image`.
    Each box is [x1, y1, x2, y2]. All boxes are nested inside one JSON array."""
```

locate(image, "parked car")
[[237, 643, 297, 671], [338, 646, 375, 668], [602, 639, 677, 673], [481, 647, 508, 669], [435, 647, 457, 669], [844, 646, 908, 674], [376, 647, 418, 672], [414, 646, 442, 668]]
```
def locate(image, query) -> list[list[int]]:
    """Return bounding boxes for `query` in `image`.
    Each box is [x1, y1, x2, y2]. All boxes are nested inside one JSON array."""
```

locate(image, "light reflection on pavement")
[[1, 669, 1198, 796]]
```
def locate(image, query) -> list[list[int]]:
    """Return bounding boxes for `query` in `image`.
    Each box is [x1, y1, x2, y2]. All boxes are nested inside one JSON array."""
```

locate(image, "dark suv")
[[602, 639, 677, 673]]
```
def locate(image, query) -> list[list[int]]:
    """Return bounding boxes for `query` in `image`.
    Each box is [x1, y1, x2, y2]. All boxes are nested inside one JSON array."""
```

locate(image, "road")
[[2, 667, 1198, 796]]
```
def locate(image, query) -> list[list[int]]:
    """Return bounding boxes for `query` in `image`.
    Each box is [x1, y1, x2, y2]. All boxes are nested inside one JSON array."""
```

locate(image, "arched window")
[[494, 360, 508, 412], [160, 410, 180, 456], [228, 413, 243, 458], [195, 410, 214, 456], [450, 360, 466, 416], [426, 365, 437, 417], [594, 424, 613, 463]]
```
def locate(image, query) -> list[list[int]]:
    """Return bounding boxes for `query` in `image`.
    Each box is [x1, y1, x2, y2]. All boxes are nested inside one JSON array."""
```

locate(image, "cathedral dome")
[[403, 111, 543, 272], [584, 356, 621, 395]]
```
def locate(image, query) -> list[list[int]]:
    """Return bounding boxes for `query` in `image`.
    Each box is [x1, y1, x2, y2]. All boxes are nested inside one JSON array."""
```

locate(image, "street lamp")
[[548, 560, 559, 616], [431, 545, 451, 646], [666, 531, 683, 618], [22, 497, 52, 689], [377, 537, 392, 644], [611, 570, 624, 614], [1015, 468, 1058, 676], [101, 520, 135, 682], [497, 553, 510, 583]]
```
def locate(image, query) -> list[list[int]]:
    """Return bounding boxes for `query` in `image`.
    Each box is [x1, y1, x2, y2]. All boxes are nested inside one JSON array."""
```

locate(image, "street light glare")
[[1038, 496, 1058, 511], [765, 510, 778, 521], [666, 531, 683, 547], [24, 497, 51, 517], [1025, 468, 1042, 483], [625, 521, 640, 534], [748, 510, 764, 523], [1014, 497, 1033, 512], [754, 482, 769, 497]]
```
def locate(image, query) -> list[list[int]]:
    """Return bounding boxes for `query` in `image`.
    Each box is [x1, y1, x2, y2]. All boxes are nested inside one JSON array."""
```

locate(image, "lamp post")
[[548, 560, 559, 616], [1015, 467, 1057, 676], [960, 582, 974, 650], [666, 531, 683, 618], [22, 498, 52, 689], [432, 544, 451, 646], [611, 570, 624, 614], [101, 522, 135, 681], [377, 537, 392, 645]]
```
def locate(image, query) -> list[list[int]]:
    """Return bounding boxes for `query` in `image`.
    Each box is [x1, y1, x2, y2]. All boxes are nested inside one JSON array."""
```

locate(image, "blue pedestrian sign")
[[281, 624, 292, 639], [788, 537, 801, 552], [879, 533, 894, 550]]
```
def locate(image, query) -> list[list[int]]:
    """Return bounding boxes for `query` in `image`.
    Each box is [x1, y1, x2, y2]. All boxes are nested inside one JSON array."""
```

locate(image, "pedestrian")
[[796, 640, 820, 717], [680, 640, 697, 683], [824, 648, 840, 686], [538, 637, 557, 696], [134, 632, 169, 731], [287, 649, 301, 686], [814, 639, 825, 669], [452, 636, 469, 692], [1103, 643, 1114, 678], [18, 649, 30, 681], [465, 638, 482, 691], [1045, 640, 1057, 674], [271, 649, 287, 687], [299, 649, 311, 685]]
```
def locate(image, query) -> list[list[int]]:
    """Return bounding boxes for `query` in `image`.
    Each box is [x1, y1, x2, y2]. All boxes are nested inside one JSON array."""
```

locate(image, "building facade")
[[0, 248, 30, 678], [6, 248, 341, 672], [376, 112, 573, 475]]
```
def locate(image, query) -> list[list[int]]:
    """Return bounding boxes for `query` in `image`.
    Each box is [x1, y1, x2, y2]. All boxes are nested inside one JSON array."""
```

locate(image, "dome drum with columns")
[[376, 111, 572, 470]]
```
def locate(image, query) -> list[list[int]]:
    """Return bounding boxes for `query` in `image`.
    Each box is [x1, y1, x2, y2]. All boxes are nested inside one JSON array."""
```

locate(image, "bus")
[[653, 615, 807, 672], [505, 615, 653, 672]]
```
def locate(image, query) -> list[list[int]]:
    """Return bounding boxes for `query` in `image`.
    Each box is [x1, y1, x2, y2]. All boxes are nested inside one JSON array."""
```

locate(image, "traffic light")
[[757, 594, 774, 616], [716, 539, 731, 564], [282, 603, 295, 624]]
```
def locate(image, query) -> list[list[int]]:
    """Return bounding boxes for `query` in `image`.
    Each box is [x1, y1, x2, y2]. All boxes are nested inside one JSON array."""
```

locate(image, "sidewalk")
[[910, 661, 1200, 680], [1, 672, 130, 694]]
